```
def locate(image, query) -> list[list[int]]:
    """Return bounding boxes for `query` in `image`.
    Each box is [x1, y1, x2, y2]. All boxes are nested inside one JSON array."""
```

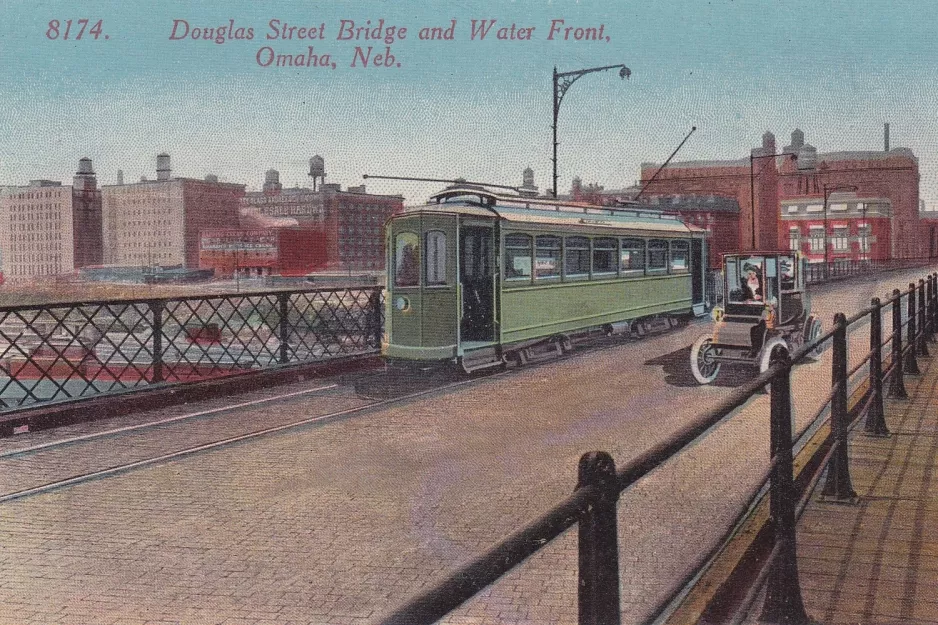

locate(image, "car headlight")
[[711, 306, 724, 322]]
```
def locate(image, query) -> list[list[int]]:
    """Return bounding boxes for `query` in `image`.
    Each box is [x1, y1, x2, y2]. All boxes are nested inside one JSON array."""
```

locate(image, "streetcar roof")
[[395, 200, 706, 235]]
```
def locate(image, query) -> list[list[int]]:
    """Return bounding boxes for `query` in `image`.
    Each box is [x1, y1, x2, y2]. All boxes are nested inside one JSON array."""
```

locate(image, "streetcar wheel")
[[690, 335, 721, 384]]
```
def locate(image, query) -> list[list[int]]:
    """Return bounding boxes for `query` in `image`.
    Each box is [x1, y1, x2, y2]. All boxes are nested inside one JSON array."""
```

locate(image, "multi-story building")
[[101, 154, 245, 268], [0, 158, 103, 284], [634, 127, 924, 262], [239, 166, 402, 271], [781, 194, 892, 263]]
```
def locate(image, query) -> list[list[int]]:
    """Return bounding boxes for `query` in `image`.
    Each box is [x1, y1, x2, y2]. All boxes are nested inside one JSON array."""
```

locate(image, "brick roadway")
[[0, 267, 934, 625], [794, 340, 938, 624]]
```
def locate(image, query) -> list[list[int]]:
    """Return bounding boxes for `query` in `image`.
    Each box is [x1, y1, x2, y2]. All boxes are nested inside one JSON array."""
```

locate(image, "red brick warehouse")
[[635, 127, 925, 265]]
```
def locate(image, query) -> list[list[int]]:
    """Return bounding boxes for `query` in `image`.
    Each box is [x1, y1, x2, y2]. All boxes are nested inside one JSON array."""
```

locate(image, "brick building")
[[0, 158, 103, 284], [240, 167, 402, 271], [634, 128, 924, 263], [101, 155, 245, 268]]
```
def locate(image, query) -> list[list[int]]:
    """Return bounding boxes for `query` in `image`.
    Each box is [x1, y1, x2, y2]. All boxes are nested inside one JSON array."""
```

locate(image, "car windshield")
[[727, 255, 768, 303]]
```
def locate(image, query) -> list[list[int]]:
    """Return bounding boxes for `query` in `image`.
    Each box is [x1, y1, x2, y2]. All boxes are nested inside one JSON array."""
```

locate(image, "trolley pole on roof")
[[552, 64, 631, 199]]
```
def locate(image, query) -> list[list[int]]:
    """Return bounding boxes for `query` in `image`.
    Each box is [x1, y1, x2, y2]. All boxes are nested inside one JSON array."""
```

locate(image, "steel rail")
[[0, 373, 491, 505], [0, 383, 340, 459]]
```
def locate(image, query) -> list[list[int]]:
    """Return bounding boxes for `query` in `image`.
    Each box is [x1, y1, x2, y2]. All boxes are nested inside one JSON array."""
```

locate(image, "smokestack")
[[884, 123, 890, 152], [116, 169, 124, 185], [156, 153, 171, 181]]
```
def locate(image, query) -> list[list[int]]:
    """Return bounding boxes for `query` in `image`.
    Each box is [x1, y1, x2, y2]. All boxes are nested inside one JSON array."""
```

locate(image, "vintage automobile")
[[689, 252, 823, 384]]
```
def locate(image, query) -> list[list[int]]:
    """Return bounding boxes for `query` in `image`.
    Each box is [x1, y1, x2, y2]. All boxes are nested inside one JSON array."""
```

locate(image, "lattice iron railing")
[[0, 287, 383, 411]]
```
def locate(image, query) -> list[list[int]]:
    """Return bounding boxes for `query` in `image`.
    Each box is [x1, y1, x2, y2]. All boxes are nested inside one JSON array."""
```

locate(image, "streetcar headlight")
[[394, 296, 410, 312]]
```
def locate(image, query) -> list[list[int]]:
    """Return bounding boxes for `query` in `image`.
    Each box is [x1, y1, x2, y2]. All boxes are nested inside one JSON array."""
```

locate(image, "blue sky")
[[1, 0, 937, 205]]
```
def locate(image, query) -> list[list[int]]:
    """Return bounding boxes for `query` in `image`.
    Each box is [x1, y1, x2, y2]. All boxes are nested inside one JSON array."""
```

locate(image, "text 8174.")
[[46, 20, 107, 41]]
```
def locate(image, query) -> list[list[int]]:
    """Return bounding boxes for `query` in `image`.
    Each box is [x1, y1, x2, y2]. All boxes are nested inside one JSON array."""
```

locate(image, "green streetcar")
[[383, 185, 710, 372]]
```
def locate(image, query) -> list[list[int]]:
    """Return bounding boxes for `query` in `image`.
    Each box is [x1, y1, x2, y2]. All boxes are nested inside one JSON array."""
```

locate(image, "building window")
[[806, 204, 823, 213], [832, 227, 849, 252], [670, 240, 689, 273], [592, 238, 617, 276], [505, 233, 533, 280], [564, 236, 590, 278], [394, 232, 419, 287], [535, 235, 561, 279], [789, 227, 801, 252], [829, 203, 848, 212], [786, 204, 800, 214], [858, 224, 871, 254], [809, 227, 825, 253], [647, 239, 668, 273], [425, 231, 446, 285]]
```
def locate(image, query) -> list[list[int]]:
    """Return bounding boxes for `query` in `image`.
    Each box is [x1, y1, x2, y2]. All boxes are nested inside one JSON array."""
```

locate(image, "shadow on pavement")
[[645, 345, 756, 388], [345, 366, 463, 400]]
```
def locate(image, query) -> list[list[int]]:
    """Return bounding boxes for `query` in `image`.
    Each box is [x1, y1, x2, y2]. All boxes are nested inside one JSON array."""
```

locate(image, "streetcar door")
[[460, 225, 495, 342]]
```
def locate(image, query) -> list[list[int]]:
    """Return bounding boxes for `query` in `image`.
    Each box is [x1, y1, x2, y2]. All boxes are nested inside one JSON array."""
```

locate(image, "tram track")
[[0, 369, 495, 504]]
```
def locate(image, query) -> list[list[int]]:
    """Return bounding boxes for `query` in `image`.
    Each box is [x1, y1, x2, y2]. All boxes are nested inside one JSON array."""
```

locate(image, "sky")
[[1, 0, 937, 205]]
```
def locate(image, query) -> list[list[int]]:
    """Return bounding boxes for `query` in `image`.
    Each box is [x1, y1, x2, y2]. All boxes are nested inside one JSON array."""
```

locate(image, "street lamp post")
[[823, 184, 859, 279], [749, 151, 796, 250], [552, 64, 630, 198]]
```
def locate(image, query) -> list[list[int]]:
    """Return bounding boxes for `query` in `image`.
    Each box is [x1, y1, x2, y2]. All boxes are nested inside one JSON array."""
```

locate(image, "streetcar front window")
[[394, 232, 420, 287], [425, 230, 447, 285]]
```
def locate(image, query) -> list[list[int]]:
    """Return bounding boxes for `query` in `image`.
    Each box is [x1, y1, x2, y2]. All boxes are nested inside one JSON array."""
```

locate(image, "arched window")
[[394, 232, 420, 287], [535, 235, 561, 278], [592, 238, 618, 276], [504, 233, 533, 280], [565, 236, 590, 278], [425, 230, 447, 285], [670, 240, 689, 273], [621, 239, 645, 275], [647, 240, 669, 274]]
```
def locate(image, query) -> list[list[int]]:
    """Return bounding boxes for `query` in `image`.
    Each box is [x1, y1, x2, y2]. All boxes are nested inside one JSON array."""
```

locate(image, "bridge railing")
[[373, 270, 938, 625], [0, 285, 383, 412]]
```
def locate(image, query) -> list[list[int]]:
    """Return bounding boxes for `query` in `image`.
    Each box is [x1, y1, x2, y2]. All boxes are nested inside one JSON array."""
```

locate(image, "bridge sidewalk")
[[794, 351, 938, 624]]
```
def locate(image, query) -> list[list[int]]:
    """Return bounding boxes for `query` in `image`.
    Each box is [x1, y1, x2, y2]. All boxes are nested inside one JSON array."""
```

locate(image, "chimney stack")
[[884, 123, 890, 152], [116, 169, 124, 185], [156, 153, 171, 181]]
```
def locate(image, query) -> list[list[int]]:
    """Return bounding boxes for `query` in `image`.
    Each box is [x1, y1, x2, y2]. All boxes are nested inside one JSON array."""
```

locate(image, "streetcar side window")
[[564, 236, 590, 279], [647, 239, 669, 274], [535, 235, 561, 279], [394, 232, 420, 287], [505, 233, 533, 281], [620, 239, 645, 276], [670, 240, 689, 273], [425, 230, 447, 285], [593, 238, 618, 277]]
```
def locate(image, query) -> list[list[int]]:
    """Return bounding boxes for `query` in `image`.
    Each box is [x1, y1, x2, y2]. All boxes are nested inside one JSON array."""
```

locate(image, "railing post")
[[906, 283, 921, 375], [278, 292, 290, 364], [821, 313, 857, 501], [926, 274, 938, 343], [888, 289, 908, 399], [760, 345, 810, 625], [864, 297, 890, 436], [149, 300, 164, 384], [369, 288, 383, 348], [577, 451, 621, 625], [918, 279, 929, 357]]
